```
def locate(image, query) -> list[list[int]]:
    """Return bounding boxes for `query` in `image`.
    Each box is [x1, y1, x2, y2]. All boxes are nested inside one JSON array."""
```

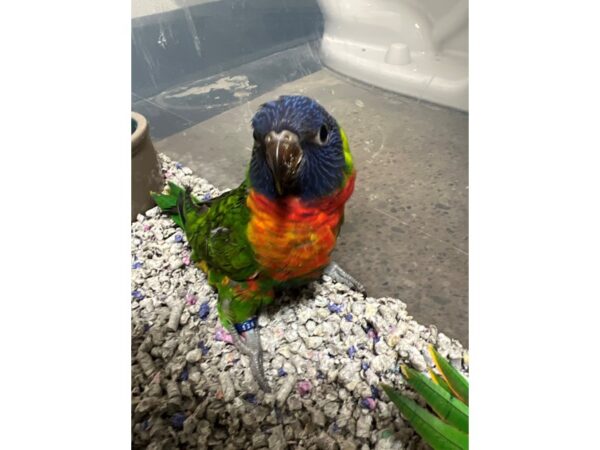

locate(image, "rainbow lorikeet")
[[151, 95, 363, 391]]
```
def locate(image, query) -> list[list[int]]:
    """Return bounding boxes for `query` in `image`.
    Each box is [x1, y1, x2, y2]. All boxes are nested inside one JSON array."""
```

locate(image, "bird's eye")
[[316, 124, 329, 145]]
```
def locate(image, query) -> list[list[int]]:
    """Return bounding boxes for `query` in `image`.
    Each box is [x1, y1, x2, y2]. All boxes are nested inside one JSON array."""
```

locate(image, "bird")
[[151, 95, 364, 391]]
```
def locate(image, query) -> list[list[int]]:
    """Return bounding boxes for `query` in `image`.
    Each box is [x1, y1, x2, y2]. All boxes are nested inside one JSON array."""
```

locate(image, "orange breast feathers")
[[247, 172, 356, 282]]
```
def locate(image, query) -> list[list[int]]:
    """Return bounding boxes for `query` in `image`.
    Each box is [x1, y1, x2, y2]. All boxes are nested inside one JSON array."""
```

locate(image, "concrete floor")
[[154, 69, 468, 345]]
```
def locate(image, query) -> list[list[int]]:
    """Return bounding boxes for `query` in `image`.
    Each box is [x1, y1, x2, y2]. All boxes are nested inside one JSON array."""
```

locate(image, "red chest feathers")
[[246, 173, 355, 282]]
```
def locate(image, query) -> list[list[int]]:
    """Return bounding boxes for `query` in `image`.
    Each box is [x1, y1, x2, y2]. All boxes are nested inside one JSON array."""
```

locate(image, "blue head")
[[249, 95, 346, 200]]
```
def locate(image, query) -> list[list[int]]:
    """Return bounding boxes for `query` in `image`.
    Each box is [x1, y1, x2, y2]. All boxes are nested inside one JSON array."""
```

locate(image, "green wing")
[[183, 182, 258, 281]]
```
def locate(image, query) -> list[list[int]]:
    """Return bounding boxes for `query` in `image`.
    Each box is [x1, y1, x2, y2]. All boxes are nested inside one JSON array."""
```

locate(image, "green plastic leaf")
[[381, 384, 468, 450], [429, 369, 453, 396], [401, 366, 468, 433], [429, 345, 469, 405]]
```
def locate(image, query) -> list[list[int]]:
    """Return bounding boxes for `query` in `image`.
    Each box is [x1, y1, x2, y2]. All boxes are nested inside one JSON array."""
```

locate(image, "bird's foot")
[[229, 317, 271, 393], [323, 261, 366, 294]]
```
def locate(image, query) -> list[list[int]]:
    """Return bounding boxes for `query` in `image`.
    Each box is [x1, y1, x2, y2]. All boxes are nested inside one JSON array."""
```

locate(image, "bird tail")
[[151, 182, 207, 229]]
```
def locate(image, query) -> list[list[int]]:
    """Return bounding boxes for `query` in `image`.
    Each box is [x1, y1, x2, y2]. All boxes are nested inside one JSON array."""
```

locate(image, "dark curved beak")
[[264, 130, 303, 195]]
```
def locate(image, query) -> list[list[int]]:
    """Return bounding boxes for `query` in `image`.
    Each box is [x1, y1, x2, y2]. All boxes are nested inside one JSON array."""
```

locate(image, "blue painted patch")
[[171, 412, 186, 430], [348, 345, 357, 359], [198, 340, 210, 355], [179, 367, 189, 381], [361, 397, 377, 410], [328, 303, 343, 314], [198, 302, 210, 320], [370, 385, 380, 399]]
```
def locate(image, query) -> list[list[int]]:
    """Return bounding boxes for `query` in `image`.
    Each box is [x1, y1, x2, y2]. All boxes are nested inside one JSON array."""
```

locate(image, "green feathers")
[[152, 182, 258, 281], [150, 182, 187, 229], [340, 126, 354, 176]]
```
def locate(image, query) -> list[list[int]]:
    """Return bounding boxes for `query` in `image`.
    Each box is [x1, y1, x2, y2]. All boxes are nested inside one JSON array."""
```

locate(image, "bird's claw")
[[323, 261, 367, 294], [230, 325, 271, 393]]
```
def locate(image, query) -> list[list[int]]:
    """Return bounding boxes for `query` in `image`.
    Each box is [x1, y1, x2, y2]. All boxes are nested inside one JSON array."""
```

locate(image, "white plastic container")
[[317, 0, 468, 111]]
